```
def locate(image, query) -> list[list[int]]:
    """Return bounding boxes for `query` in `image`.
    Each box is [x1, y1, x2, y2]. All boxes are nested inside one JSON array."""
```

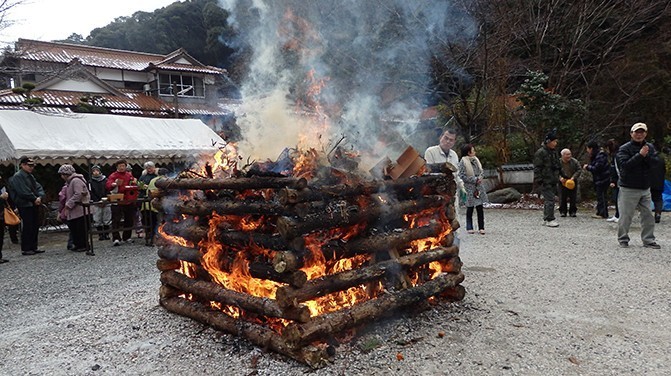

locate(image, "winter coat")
[[616, 140, 660, 189], [650, 154, 667, 192], [106, 170, 135, 205], [9, 169, 45, 208], [138, 171, 157, 211], [533, 145, 561, 187], [586, 150, 611, 187], [458, 156, 488, 207], [63, 174, 90, 220], [89, 174, 108, 202], [559, 157, 582, 181]]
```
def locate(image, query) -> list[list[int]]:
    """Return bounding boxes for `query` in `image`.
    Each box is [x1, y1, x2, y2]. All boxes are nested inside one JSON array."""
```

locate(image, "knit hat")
[[91, 165, 102, 172], [58, 164, 76, 175], [143, 161, 155, 169], [544, 129, 558, 144]]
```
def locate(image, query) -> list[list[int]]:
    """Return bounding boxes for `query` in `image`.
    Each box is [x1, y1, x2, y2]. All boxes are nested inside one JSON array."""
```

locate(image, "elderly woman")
[[458, 144, 488, 234], [58, 164, 90, 252]]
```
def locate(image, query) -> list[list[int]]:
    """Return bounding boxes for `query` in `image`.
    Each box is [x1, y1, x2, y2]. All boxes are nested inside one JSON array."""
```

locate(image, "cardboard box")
[[107, 193, 124, 202]]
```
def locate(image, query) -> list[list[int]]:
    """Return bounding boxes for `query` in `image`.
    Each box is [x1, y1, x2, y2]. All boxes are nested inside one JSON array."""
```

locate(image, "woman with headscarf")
[[458, 144, 488, 234]]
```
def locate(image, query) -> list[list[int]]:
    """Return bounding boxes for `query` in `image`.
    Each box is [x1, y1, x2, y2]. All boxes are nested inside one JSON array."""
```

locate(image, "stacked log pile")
[[154, 167, 464, 368]]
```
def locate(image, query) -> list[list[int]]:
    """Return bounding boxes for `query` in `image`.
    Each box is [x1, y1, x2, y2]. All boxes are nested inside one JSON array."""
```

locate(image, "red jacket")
[[106, 171, 136, 203]]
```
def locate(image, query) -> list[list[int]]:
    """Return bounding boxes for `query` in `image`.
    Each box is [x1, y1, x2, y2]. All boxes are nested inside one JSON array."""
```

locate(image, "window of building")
[[158, 73, 204, 97]]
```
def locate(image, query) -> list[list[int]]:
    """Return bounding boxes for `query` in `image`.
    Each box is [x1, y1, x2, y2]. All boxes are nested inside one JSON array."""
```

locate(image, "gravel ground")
[[1, 208, 670, 375]]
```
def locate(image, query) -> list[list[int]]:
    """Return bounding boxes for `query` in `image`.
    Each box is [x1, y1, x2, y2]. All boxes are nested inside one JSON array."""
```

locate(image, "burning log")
[[272, 224, 455, 273], [160, 270, 311, 323], [282, 271, 465, 346], [275, 246, 459, 307], [248, 262, 308, 288], [154, 198, 294, 216], [156, 259, 181, 271], [276, 195, 447, 240], [158, 244, 201, 264], [160, 297, 330, 368], [278, 174, 453, 205], [157, 244, 307, 288], [154, 177, 308, 191], [162, 222, 305, 251]]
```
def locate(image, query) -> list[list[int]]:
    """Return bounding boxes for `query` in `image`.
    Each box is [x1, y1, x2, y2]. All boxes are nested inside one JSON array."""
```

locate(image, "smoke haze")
[[219, 0, 474, 168]]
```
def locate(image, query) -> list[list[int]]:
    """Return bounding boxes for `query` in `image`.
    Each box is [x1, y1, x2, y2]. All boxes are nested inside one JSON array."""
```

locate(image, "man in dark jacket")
[[9, 157, 46, 255], [534, 130, 561, 227], [615, 123, 661, 249], [583, 141, 612, 219], [89, 165, 111, 240]]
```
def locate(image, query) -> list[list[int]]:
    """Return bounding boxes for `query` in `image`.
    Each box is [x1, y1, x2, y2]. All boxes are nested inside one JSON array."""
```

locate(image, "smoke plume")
[[219, 0, 474, 168]]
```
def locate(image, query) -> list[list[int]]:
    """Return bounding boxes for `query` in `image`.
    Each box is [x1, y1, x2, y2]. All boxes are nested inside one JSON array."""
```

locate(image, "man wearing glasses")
[[615, 123, 661, 249], [9, 157, 45, 255]]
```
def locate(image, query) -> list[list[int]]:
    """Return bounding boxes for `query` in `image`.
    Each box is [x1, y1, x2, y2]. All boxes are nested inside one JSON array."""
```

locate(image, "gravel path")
[[1, 208, 669, 375]]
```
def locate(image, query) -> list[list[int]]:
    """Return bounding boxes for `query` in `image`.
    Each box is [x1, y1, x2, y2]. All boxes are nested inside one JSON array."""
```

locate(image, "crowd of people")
[[424, 122, 666, 250], [0, 158, 168, 263]]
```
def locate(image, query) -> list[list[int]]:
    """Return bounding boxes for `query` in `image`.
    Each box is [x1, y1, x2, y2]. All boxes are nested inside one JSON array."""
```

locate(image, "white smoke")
[[219, 0, 475, 167]]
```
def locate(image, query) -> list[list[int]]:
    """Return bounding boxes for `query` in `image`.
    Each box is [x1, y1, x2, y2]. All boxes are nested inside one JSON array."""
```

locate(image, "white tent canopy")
[[0, 110, 226, 165]]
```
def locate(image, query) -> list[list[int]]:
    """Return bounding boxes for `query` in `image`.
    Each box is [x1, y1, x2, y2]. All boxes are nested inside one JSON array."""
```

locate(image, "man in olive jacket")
[[9, 157, 45, 255], [615, 123, 661, 249], [533, 130, 561, 227]]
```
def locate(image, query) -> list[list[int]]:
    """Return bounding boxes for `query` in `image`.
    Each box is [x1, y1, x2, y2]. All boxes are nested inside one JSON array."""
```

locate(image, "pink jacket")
[[63, 174, 90, 220]]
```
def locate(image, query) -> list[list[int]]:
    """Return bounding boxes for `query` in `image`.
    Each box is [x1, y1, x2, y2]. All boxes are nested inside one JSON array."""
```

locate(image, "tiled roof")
[[14, 39, 226, 75], [0, 89, 232, 117]]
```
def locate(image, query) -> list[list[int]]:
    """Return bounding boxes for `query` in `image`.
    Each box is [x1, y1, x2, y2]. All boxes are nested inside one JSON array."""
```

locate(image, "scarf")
[[462, 156, 483, 178]]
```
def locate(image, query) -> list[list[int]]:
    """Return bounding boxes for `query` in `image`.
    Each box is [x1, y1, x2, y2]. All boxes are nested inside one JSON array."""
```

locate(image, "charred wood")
[[160, 297, 330, 367], [272, 224, 455, 273], [154, 177, 308, 191], [276, 195, 447, 240], [275, 246, 459, 307], [157, 244, 201, 264], [156, 259, 182, 271], [278, 174, 452, 205], [282, 271, 465, 346], [162, 222, 304, 251], [160, 270, 311, 323], [154, 197, 293, 216], [249, 262, 308, 288]]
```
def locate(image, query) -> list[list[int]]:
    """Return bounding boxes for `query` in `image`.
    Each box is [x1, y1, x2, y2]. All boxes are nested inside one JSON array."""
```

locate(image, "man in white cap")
[[615, 122, 661, 249]]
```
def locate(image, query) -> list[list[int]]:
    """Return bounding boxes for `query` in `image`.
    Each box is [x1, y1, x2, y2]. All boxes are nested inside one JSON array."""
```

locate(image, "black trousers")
[[67, 216, 88, 250], [466, 205, 485, 231], [559, 185, 578, 215], [111, 204, 136, 241], [17, 206, 39, 252], [651, 189, 663, 214], [595, 183, 609, 218], [141, 210, 158, 241]]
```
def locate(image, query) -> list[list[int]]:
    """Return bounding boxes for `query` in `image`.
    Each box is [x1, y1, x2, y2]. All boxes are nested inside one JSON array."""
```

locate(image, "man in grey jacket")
[[9, 157, 45, 255], [615, 122, 661, 249]]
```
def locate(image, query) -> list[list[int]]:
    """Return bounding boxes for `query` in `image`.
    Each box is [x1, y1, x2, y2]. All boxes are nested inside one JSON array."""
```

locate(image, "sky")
[[0, 0, 179, 47]]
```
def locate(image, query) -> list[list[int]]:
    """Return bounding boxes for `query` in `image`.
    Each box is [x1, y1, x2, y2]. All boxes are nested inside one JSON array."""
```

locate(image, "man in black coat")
[[9, 157, 46, 255], [615, 123, 661, 249]]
